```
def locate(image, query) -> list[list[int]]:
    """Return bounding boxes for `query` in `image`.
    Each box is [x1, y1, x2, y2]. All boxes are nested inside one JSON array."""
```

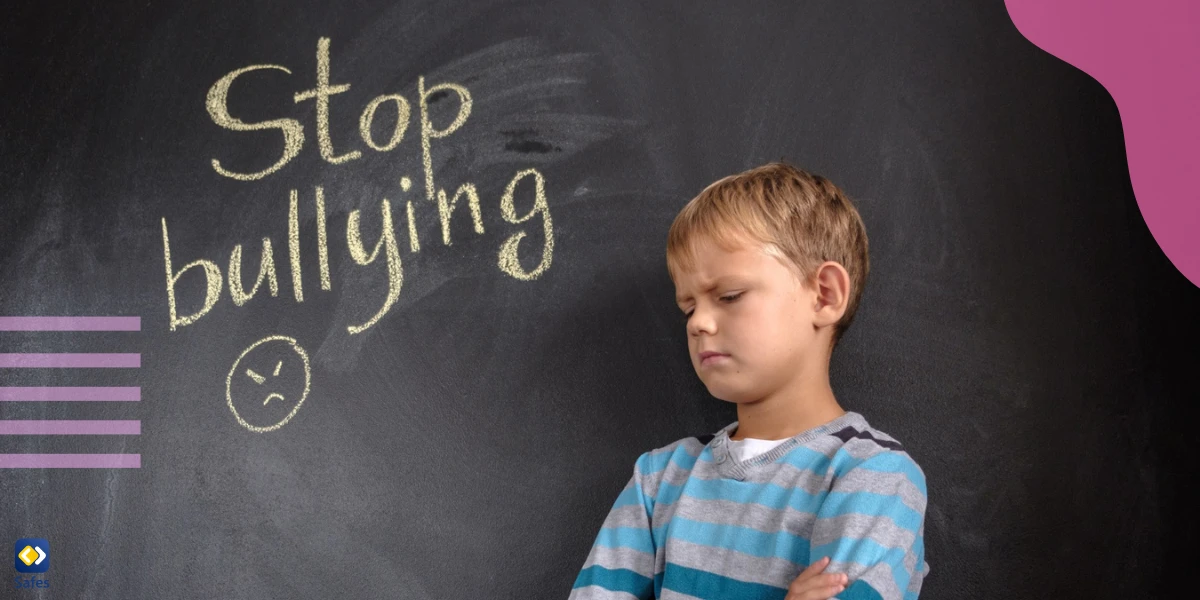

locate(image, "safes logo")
[[12, 539, 50, 591], [14, 539, 49, 573]]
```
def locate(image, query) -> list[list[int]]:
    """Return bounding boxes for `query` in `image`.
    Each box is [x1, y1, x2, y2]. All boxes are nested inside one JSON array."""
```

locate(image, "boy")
[[569, 163, 929, 600]]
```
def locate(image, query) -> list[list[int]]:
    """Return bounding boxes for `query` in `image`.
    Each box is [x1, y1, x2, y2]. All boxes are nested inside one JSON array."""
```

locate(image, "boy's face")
[[673, 233, 821, 404]]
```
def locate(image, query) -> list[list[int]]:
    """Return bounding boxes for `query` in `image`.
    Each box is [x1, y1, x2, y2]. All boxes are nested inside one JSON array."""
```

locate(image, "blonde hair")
[[666, 162, 870, 348]]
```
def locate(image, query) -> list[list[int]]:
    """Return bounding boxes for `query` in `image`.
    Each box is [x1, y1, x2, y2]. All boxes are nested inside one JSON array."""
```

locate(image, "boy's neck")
[[729, 375, 845, 441]]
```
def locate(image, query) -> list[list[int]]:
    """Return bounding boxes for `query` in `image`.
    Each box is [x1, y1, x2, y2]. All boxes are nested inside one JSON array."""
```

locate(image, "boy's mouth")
[[698, 351, 730, 367]]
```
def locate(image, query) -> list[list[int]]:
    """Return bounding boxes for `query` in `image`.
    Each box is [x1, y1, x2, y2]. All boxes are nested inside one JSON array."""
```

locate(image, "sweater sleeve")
[[569, 453, 658, 600], [808, 451, 929, 600]]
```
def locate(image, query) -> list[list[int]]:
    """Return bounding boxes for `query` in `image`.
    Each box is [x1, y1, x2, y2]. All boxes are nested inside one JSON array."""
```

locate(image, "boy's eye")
[[680, 293, 742, 322]]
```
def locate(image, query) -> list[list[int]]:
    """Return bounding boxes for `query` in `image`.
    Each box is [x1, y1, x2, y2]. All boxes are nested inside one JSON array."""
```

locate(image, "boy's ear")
[[811, 261, 850, 326]]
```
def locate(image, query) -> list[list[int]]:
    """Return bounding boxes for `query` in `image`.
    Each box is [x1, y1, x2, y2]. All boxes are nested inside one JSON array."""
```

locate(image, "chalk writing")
[[165, 37, 557, 335]]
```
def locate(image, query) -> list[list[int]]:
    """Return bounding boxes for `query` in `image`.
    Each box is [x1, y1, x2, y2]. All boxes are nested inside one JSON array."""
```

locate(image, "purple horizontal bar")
[[0, 387, 140, 401], [0, 354, 140, 368], [0, 420, 141, 435], [0, 317, 141, 331], [0, 454, 141, 468]]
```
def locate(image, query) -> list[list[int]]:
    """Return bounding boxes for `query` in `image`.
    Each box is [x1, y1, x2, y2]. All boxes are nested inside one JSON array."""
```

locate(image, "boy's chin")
[[704, 383, 763, 405]]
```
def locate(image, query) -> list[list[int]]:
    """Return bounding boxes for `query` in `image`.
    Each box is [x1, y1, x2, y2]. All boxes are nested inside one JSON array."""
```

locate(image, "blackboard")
[[1, 1, 1195, 598]]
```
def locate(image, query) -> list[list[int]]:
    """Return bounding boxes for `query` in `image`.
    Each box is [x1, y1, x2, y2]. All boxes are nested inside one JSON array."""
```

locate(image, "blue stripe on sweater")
[[661, 563, 788, 600], [595, 526, 655, 554], [611, 482, 645, 509], [572, 565, 654, 596]]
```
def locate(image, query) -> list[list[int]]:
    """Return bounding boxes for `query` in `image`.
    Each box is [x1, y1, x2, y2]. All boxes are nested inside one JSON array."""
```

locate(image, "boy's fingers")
[[797, 556, 830, 578], [819, 584, 846, 599], [789, 573, 848, 596]]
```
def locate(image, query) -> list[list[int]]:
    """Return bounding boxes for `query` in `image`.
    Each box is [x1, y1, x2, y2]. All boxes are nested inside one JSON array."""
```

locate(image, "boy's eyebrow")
[[675, 283, 711, 304], [675, 277, 742, 303]]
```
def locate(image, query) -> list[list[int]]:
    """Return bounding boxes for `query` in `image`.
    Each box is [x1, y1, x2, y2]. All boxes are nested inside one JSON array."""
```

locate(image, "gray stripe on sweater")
[[579, 544, 655, 577], [569, 584, 642, 600], [655, 453, 925, 510]]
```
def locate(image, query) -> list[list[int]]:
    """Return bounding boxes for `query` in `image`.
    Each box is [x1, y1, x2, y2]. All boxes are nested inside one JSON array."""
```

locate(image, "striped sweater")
[[569, 411, 928, 600]]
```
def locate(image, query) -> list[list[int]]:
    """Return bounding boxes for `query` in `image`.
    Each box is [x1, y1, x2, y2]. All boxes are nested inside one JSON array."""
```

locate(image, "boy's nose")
[[687, 309, 717, 336]]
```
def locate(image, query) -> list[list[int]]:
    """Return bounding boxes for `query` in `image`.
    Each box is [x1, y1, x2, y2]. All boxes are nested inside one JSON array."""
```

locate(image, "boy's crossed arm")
[[805, 451, 929, 600], [568, 454, 658, 600]]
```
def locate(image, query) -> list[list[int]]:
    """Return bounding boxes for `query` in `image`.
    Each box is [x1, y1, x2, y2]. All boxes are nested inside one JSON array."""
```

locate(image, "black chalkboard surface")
[[1, 1, 1195, 598]]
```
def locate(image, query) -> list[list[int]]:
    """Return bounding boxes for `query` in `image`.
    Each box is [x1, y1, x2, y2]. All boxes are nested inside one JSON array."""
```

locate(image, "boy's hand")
[[786, 556, 847, 600]]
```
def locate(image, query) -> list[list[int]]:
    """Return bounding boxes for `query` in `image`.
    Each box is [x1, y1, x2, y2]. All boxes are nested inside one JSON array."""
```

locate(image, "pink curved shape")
[[1005, 0, 1200, 288]]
